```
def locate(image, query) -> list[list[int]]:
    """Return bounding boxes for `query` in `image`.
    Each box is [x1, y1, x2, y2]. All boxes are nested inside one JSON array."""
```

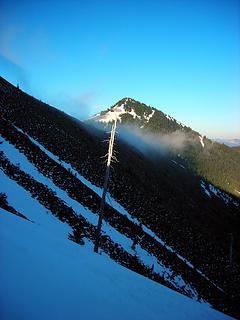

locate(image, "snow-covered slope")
[[0, 209, 233, 320], [0, 131, 200, 297]]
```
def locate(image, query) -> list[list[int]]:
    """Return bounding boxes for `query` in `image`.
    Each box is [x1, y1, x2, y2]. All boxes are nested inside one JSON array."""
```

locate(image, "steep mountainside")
[[93, 97, 240, 198], [0, 76, 239, 318]]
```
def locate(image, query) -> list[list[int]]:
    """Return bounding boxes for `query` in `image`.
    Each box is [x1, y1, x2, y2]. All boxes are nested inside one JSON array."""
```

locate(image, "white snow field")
[[0, 209, 233, 320]]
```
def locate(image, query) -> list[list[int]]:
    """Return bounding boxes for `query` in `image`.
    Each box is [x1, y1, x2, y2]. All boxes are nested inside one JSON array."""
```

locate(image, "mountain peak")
[[92, 97, 154, 124], [113, 97, 141, 107], [115, 97, 136, 105], [113, 97, 150, 109]]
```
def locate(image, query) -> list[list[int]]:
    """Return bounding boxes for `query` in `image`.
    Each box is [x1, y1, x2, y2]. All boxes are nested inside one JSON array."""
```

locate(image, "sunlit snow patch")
[[199, 135, 205, 148]]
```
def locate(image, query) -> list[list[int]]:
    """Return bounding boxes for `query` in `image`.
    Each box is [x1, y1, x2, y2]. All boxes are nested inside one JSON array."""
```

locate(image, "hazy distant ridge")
[[212, 138, 240, 147]]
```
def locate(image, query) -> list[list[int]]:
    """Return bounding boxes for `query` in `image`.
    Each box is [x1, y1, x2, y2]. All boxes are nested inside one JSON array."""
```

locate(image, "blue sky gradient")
[[0, 0, 239, 138]]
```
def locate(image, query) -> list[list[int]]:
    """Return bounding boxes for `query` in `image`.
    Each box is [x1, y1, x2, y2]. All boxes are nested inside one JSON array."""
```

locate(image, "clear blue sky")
[[0, 0, 239, 138]]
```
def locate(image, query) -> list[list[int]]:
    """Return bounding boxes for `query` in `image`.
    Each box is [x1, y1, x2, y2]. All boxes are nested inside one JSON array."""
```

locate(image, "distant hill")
[[92, 97, 240, 198], [212, 138, 240, 148]]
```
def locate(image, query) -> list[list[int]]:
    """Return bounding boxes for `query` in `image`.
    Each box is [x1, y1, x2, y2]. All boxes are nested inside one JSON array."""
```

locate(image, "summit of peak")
[[114, 97, 137, 107]]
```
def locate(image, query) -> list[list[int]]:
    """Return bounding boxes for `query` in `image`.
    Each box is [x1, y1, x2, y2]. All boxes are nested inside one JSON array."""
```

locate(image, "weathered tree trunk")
[[94, 118, 117, 253]]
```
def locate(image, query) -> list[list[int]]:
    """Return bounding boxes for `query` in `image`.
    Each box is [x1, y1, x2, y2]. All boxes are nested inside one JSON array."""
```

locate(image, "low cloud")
[[117, 125, 190, 156], [88, 120, 193, 158]]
